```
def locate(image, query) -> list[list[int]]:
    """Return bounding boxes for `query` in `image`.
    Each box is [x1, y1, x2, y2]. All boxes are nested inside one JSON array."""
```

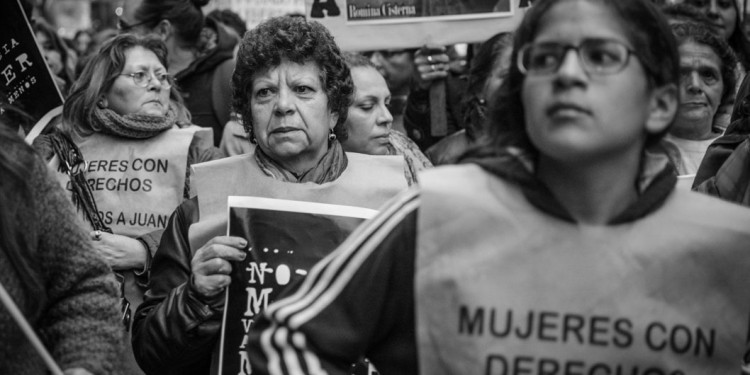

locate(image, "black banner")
[[0, 0, 63, 133]]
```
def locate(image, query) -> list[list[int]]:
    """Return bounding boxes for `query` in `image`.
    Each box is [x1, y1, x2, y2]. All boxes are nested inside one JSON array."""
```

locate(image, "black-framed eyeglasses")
[[517, 38, 636, 76], [117, 17, 151, 32], [119, 71, 173, 88]]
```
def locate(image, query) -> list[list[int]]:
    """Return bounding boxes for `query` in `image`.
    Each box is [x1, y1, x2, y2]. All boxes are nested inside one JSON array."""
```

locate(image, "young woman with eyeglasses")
[[32, 34, 221, 375], [242, 1, 750, 374]]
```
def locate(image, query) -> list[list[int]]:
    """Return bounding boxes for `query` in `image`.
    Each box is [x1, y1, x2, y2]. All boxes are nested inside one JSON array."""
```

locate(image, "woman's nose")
[[377, 104, 394, 128], [686, 72, 704, 93], [554, 49, 587, 87], [274, 88, 295, 115]]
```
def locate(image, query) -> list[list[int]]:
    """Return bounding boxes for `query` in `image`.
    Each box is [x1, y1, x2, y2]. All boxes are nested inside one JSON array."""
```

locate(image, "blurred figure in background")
[[426, 32, 514, 165], [32, 19, 77, 96], [0, 124, 123, 375]]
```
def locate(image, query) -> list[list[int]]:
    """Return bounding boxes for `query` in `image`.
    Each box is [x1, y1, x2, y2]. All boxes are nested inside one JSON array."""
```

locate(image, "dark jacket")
[[175, 18, 237, 146], [131, 197, 220, 375]]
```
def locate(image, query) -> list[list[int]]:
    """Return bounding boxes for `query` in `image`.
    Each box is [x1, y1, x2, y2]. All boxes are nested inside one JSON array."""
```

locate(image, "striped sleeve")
[[247, 188, 421, 375]]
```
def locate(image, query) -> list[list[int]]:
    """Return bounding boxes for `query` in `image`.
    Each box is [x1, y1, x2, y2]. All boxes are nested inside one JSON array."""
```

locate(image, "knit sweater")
[[0, 146, 124, 374]]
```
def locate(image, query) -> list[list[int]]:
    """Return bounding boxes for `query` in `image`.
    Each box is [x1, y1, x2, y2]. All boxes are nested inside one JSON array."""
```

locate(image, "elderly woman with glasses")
[[34, 33, 220, 375], [243, 1, 750, 374], [118, 0, 238, 146]]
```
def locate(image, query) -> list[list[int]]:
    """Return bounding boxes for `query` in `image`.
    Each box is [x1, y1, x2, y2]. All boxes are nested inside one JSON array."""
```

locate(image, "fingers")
[[194, 236, 247, 263], [191, 236, 248, 298]]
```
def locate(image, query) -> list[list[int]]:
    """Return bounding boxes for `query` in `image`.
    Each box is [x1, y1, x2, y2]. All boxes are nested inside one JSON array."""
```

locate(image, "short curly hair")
[[232, 16, 353, 142]]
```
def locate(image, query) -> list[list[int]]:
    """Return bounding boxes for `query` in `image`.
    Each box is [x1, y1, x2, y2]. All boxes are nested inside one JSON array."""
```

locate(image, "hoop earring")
[[328, 129, 336, 141]]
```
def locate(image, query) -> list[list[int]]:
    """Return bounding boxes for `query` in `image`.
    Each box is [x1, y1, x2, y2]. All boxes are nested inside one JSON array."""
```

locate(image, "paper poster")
[[217, 196, 377, 375], [0, 0, 63, 133], [304, 0, 530, 51]]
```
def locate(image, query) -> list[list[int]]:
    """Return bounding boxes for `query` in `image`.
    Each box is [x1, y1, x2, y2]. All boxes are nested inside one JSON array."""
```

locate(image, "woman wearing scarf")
[[131, 17, 408, 375], [340, 52, 433, 185], [34, 34, 220, 375]]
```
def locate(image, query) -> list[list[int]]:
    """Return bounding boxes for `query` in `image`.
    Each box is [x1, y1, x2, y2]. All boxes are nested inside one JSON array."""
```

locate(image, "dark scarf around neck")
[[93, 106, 176, 139], [255, 140, 348, 184]]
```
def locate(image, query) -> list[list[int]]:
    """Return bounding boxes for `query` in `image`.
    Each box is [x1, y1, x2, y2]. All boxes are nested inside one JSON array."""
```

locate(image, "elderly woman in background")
[[34, 33, 220, 375], [131, 16, 408, 375], [341, 52, 432, 184], [663, 22, 737, 176], [119, 0, 238, 146]]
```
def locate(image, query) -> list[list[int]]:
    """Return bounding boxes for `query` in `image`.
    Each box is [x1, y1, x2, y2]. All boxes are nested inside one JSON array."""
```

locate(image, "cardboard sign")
[[304, 0, 530, 51], [216, 196, 376, 375], [54, 128, 206, 237], [0, 0, 63, 134]]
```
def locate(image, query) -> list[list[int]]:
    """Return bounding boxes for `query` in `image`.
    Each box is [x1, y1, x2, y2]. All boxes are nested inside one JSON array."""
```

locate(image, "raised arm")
[[247, 189, 421, 375]]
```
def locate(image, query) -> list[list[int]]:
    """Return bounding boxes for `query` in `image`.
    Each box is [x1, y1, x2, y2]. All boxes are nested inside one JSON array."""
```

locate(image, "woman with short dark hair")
[[131, 16, 408, 375]]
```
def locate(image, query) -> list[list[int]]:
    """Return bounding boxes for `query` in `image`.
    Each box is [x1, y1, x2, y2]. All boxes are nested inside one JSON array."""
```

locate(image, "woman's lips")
[[546, 103, 591, 118]]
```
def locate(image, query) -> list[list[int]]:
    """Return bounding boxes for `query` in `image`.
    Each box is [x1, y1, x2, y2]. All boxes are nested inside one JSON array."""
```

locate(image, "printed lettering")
[[244, 287, 272, 317]]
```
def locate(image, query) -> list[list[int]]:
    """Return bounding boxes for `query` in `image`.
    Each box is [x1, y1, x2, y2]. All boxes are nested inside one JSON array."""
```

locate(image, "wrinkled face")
[[36, 32, 63, 75], [522, 0, 660, 163], [685, 0, 737, 40], [675, 41, 724, 131], [105, 46, 171, 117], [368, 50, 414, 93], [250, 59, 338, 166], [342, 66, 393, 155]]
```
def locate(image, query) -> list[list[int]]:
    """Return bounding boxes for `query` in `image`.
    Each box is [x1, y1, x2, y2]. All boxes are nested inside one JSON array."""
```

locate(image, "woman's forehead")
[[533, 0, 630, 45]]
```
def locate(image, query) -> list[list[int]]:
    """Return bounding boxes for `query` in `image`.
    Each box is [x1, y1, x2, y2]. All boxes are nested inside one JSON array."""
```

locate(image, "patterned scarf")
[[93, 106, 176, 139], [255, 140, 348, 184]]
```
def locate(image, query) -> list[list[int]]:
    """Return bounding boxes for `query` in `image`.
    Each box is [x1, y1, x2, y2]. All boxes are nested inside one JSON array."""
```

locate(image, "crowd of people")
[[4, 0, 750, 374]]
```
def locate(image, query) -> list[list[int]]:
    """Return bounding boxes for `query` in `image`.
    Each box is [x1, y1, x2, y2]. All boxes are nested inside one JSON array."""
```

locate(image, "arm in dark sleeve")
[[131, 197, 225, 375], [247, 190, 421, 375]]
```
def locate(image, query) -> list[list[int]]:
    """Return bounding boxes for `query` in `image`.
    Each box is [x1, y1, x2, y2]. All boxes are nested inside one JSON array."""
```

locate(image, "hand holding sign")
[[191, 236, 247, 299], [413, 46, 450, 90]]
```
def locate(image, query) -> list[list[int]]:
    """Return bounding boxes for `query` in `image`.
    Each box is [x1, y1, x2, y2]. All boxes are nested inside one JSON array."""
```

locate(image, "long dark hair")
[[0, 125, 46, 320], [472, 0, 679, 158]]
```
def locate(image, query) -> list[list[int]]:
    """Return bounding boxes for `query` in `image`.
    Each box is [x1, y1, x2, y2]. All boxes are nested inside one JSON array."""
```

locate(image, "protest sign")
[[216, 196, 377, 375], [0, 0, 63, 134], [53, 128, 211, 237], [304, 0, 530, 51]]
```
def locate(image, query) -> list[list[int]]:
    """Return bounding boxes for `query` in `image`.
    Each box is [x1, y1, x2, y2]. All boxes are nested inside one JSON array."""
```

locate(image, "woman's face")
[[342, 66, 393, 155], [685, 0, 737, 40], [675, 41, 724, 131], [36, 31, 63, 75], [105, 46, 171, 117], [522, 0, 667, 163], [250, 59, 338, 166]]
